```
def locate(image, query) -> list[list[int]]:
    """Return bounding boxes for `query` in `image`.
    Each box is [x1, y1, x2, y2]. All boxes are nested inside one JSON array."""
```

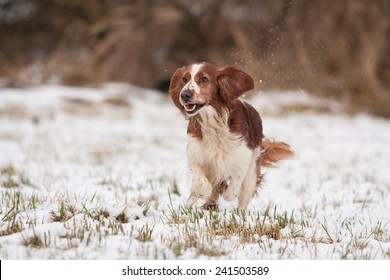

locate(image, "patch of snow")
[[0, 84, 389, 259]]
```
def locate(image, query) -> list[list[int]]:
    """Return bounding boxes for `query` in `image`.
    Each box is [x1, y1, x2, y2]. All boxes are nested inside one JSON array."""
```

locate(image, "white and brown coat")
[[169, 62, 293, 210]]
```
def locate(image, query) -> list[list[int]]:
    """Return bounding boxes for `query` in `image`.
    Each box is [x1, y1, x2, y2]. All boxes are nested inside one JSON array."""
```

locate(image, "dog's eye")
[[199, 76, 208, 83], [182, 76, 188, 83]]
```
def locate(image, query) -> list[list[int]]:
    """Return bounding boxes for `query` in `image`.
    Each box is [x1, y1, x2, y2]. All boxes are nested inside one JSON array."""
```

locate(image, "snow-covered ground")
[[0, 84, 389, 259]]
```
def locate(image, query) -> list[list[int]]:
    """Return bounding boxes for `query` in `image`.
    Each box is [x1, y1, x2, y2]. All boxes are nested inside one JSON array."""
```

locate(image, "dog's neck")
[[187, 105, 230, 141]]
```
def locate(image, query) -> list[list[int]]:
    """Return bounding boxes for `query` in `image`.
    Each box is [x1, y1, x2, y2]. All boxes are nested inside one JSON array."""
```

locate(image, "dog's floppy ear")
[[169, 67, 185, 110], [217, 66, 254, 103]]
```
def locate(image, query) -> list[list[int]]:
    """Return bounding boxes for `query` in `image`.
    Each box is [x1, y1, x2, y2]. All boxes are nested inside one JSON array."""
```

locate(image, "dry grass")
[[0, 84, 389, 259], [1, 0, 389, 116]]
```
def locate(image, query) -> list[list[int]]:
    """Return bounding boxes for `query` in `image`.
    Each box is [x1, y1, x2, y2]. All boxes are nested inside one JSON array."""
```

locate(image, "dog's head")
[[169, 62, 254, 117]]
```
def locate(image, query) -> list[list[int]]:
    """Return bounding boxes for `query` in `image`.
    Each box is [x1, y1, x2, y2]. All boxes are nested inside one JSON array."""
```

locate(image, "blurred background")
[[0, 0, 389, 116]]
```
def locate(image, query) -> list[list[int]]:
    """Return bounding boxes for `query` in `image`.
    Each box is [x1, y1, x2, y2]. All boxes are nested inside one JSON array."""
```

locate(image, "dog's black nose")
[[180, 91, 192, 103]]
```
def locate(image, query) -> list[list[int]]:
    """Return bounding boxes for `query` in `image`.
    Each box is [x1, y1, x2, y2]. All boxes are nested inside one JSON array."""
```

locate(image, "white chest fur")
[[187, 106, 253, 185]]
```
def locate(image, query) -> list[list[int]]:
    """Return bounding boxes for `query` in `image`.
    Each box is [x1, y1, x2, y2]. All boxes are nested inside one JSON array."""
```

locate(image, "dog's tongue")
[[185, 104, 196, 111]]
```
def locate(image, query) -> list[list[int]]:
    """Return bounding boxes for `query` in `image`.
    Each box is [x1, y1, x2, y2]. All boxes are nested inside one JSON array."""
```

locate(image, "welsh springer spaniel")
[[169, 62, 293, 210]]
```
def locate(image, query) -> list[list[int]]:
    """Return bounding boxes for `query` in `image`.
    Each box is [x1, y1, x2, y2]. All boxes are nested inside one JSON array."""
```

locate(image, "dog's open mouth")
[[183, 103, 205, 116]]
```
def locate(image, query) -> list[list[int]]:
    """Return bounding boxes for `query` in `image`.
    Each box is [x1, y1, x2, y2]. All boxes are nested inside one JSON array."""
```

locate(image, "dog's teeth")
[[185, 104, 196, 111]]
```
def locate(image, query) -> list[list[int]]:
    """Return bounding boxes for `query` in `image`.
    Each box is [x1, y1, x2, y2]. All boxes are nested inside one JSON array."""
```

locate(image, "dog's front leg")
[[222, 175, 246, 201], [186, 166, 212, 207], [202, 181, 227, 210], [222, 147, 252, 202]]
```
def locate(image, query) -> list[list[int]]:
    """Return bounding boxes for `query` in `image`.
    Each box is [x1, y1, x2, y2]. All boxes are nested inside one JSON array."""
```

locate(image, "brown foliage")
[[0, 0, 389, 116]]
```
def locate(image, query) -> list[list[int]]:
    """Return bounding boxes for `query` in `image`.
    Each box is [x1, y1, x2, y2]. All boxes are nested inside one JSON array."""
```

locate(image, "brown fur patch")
[[260, 138, 294, 168]]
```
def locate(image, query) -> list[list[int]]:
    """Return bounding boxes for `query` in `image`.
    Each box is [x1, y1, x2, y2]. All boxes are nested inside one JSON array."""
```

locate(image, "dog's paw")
[[192, 177, 212, 198], [202, 201, 218, 211]]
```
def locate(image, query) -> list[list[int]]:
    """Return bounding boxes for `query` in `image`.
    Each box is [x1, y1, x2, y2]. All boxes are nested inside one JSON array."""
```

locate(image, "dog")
[[169, 62, 293, 210]]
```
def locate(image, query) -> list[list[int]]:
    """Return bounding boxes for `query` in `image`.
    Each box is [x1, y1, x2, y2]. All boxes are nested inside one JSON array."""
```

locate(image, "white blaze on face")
[[182, 63, 204, 95]]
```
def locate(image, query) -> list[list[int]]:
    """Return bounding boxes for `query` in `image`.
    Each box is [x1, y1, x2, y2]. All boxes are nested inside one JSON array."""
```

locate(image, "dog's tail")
[[260, 138, 294, 168]]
